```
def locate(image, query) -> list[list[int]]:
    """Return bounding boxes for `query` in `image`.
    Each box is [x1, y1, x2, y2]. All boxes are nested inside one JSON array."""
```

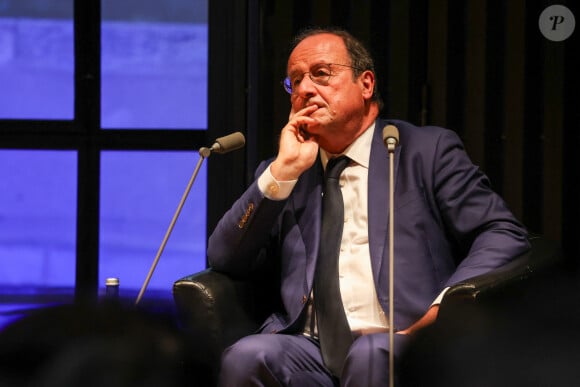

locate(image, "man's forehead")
[[288, 34, 347, 71]]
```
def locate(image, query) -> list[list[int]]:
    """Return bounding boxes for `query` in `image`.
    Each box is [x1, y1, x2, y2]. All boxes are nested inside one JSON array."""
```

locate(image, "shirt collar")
[[320, 122, 375, 170]]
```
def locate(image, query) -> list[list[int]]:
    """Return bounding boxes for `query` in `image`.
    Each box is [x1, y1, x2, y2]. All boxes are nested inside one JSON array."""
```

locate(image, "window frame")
[[0, 0, 236, 304]]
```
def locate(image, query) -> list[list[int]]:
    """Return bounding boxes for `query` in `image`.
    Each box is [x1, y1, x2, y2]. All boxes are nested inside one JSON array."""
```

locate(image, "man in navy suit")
[[207, 27, 529, 386]]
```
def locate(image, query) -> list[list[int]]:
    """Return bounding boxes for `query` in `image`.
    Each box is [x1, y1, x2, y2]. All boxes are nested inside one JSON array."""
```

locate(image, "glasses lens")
[[311, 64, 332, 85], [283, 77, 292, 94]]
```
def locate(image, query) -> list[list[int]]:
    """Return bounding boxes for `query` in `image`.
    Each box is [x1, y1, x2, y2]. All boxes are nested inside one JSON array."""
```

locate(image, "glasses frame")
[[282, 63, 361, 95]]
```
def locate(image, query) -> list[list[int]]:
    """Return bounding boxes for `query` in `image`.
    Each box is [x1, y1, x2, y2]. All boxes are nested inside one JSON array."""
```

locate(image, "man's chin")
[[302, 126, 321, 140], [303, 117, 326, 133]]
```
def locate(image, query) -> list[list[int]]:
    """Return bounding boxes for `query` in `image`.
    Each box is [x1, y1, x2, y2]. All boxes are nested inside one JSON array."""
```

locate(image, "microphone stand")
[[386, 136, 396, 387], [134, 146, 212, 306]]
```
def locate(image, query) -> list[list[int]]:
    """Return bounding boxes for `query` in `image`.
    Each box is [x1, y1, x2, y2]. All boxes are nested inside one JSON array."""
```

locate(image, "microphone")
[[210, 132, 246, 154], [199, 132, 246, 158], [135, 131, 245, 306], [381, 124, 399, 387], [382, 124, 399, 153]]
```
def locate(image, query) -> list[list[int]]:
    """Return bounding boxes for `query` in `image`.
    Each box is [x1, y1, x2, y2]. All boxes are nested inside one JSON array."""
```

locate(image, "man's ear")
[[359, 70, 375, 100]]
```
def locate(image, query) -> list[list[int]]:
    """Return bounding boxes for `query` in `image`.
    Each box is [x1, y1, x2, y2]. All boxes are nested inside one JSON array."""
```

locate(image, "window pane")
[[99, 151, 206, 300], [101, 0, 208, 129], [0, 1, 74, 120], [0, 150, 77, 322]]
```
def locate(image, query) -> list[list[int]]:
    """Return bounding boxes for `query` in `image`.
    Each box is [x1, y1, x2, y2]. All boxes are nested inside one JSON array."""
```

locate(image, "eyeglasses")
[[282, 63, 360, 95]]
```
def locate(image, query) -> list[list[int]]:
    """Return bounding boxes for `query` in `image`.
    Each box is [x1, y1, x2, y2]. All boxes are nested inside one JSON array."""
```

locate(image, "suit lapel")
[[368, 121, 400, 287]]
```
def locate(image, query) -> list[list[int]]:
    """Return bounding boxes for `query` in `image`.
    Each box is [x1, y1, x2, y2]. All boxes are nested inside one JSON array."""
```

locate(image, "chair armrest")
[[172, 267, 280, 379], [440, 236, 561, 318], [173, 269, 260, 354]]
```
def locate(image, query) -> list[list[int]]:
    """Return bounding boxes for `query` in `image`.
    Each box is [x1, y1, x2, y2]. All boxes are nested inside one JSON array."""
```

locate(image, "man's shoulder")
[[376, 118, 457, 143]]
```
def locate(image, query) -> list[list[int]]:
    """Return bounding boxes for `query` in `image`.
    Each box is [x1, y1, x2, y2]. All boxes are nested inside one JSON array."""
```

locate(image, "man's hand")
[[396, 305, 439, 336], [270, 105, 320, 181]]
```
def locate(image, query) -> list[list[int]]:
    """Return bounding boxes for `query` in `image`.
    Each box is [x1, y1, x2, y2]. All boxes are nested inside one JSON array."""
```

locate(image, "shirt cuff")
[[257, 165, 297, 200], [431, 287, 450, 306]]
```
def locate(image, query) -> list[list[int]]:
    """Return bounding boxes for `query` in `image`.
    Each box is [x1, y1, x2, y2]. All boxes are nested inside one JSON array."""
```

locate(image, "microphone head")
[[382, 125, 399, 144], [382, 125, 399, 152], [212, 132, 246, 154]]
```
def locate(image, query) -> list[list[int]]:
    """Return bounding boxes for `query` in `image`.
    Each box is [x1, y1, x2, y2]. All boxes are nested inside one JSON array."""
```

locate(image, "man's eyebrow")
[[287, 62, 327, 76], [287, 69, 300, 77]]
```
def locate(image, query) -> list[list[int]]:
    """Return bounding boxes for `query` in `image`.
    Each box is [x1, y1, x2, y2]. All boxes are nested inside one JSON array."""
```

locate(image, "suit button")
[[302, 295, 308, 304]]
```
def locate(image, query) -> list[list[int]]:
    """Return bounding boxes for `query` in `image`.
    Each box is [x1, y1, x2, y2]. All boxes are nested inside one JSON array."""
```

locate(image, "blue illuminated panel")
[[99, 151, 207, 298], [101, 1, 208, 129], [0, 150, 77, 291], [0, 4, 74, 119]]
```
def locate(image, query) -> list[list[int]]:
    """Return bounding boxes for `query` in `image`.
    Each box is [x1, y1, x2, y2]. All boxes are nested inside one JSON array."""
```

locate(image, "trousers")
[[217, 332, 411, 387]]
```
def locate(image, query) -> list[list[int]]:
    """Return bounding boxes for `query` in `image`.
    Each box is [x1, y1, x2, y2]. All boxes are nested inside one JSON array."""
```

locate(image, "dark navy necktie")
[[314, 155, 353, 377]]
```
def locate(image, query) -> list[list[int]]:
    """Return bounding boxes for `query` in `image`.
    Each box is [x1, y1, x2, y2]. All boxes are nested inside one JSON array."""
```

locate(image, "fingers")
[[289, 105, 318, 124], [287, 107, 318, 143]]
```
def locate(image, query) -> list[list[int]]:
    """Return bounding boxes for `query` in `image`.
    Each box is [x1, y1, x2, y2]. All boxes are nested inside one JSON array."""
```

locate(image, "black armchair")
[[172, 236, 560, 386]]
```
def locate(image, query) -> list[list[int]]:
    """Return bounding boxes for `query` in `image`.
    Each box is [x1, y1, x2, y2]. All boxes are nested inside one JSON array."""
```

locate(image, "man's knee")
[[219, 335, 281, 386], [221, 335, 267, 372], [345, 334, 389, 369], [341, 334, 410, 386]]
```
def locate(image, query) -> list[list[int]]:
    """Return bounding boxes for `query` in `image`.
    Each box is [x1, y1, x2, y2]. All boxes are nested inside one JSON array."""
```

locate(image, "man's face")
[[287, 33, 373, 153]]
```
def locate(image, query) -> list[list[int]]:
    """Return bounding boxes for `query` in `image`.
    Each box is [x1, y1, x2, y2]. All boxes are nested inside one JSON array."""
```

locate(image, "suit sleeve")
[[430, 129, 530, 286], [206, 160, 287, 277]]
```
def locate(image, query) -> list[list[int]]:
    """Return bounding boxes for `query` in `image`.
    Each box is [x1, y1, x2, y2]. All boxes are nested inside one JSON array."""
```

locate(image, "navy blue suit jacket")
[[207, 118, 530, 333]]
